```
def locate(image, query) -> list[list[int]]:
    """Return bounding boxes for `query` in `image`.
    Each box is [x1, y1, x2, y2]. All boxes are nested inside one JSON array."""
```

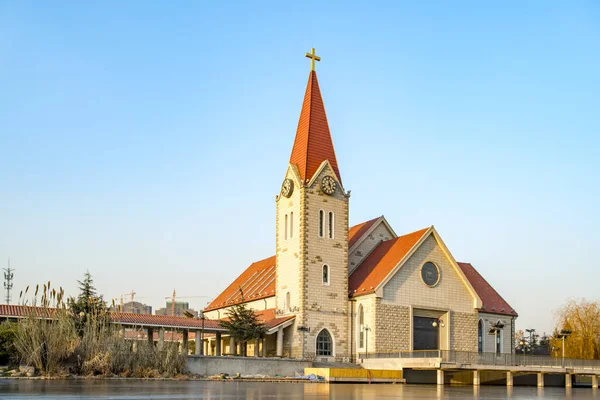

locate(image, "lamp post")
[[519, 340, 528, 354], [557, 329, 572, 367]]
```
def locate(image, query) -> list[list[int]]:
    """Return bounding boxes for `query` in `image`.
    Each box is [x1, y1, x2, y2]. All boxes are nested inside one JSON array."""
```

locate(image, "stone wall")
[[186, 356, 312, 377], [300, 164, 349, 360], [374, 301, 410, 352], [275, 162, 350, 360], [450, 311, 478, 352]]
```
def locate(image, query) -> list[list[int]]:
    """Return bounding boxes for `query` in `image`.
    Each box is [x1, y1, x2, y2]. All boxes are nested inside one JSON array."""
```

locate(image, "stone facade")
[[374, 301, 411, 352], [352, 231, 480, 353], [276, 162, 349, 360], [450, 311, 478, 352]]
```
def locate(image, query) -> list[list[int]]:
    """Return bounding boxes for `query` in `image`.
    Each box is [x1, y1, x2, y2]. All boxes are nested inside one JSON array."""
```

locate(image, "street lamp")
[[519, 340, 528, 354], [557, 329, 572, 366]]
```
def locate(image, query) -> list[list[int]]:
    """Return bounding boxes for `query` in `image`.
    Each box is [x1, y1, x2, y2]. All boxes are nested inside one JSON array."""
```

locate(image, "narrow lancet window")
[[328, 211, 334, 239], [284, 214, 288, 240], [322, 264, 329, 285], [319, 210, 324, 237], [290, 211, 294, 238]]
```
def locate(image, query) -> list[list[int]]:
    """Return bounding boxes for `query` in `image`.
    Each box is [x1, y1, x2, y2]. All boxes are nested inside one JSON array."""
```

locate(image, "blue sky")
[[1, 1, 598, 334]]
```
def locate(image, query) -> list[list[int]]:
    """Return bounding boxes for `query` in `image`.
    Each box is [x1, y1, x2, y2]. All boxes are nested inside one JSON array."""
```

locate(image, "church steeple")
[[289, 69, 342, 184]]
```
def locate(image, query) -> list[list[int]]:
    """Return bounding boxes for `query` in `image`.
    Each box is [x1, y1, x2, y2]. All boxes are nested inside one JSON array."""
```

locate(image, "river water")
[[0, 380, 598, 399]]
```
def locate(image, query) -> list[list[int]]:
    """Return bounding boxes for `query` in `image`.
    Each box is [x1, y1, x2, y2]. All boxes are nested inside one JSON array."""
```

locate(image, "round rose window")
[[421, 262, 440, 287]]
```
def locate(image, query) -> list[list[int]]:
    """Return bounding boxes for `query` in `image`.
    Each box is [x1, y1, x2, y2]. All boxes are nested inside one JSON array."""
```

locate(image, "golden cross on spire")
[[305, 48, 321, 71]]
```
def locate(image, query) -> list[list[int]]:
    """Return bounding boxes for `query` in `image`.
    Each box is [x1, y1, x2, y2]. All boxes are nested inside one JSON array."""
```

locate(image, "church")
[[203, 49, 517, 362]]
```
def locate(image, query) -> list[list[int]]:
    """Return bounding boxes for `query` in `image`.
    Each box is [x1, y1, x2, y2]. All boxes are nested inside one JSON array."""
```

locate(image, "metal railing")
[[357, 350, 600, 370]]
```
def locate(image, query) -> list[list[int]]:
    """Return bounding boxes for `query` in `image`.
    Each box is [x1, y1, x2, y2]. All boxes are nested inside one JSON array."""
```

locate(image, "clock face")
[[281, 179, 294, 198], [321, 175, 337, 195], [421, 262, 440, 287]]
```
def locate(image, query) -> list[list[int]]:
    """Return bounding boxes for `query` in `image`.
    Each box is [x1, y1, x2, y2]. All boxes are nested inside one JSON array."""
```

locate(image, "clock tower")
[[275, 49, 349, 360]]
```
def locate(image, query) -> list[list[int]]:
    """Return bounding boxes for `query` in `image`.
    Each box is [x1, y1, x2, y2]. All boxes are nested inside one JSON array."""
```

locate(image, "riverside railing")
[[357, 350, 600, 370]]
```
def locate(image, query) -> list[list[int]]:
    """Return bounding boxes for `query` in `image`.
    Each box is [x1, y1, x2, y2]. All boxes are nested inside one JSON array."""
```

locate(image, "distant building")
[[111, 301, 152, 315], [155, 301, 198, 318]]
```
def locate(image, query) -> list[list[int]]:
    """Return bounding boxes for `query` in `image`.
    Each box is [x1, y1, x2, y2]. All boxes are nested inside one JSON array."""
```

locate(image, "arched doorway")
[[316, 329, 333, 356]]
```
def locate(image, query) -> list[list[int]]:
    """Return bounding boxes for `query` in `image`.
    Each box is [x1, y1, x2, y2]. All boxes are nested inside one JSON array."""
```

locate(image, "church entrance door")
[[413, 316, 439, 350]]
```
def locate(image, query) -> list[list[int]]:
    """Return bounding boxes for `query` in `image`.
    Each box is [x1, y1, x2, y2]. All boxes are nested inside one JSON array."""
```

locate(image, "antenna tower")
[[3, 259, 14, 304]]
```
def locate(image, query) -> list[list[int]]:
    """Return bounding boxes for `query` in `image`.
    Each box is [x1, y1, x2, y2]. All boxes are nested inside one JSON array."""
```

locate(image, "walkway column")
[[436, 370, 444, 385], [592, 375, 598, 389], [565, 373, 572, 388], [147, 327, 154, 346], [255, 338, 260, 357], [473, 370, 480, 386], [262, 338, 266, 357], [537, 372, 544, 387], [215, 332, 222, 356], [195, 330, 202, 355], [182, 330, 189, 355], [506, 371, 513, 387], [276, 327, 284, 357], [158, 328, 165, 350], [230, 336, 235, 355]]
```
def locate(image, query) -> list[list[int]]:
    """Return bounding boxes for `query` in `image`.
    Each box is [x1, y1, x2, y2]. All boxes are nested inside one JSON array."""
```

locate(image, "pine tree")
[[69, 271, 107, 335], [77, 270, 96, 303], [219, 291, 266, 356]]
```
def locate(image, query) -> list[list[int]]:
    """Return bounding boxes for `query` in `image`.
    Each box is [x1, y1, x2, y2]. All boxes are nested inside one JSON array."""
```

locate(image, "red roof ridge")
[[289, 71, 341, 184], [457, 261, 517, 317]]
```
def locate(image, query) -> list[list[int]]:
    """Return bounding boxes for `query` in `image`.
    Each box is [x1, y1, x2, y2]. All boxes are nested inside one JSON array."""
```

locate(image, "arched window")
[[316, 329, 333, 356], [318, 210, 324, 237], [289, 211, 294, 238], [285, 292, 290, 311], [322, 264, 329, 285], [496, 328, 502, 354], [358, 305, 365, 349], [284, 214, 288, 240], [478, 319, 483, 353], [328, 212, 334, 239]]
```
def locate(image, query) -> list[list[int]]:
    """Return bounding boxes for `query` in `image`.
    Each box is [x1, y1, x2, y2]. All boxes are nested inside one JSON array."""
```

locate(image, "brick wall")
[[450, 311, 478, 352], [374, 301, 411, 352]]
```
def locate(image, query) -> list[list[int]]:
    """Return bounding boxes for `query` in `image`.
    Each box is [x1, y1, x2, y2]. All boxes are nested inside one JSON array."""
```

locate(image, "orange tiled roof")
[[348, 216, 380, 248], [205, 220, 377, 312], [289, 71, 341, 184], [0, 305, 227, 331], [255, 308, 295, 330], [0, 304, 57, 319], [205, 256, 276, 311], [458, 262, 518, 317], [348, 228, 429, 297]]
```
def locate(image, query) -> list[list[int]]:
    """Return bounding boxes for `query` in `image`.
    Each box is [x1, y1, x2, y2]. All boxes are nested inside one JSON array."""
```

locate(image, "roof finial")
[[305, 48, 321, 71]]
